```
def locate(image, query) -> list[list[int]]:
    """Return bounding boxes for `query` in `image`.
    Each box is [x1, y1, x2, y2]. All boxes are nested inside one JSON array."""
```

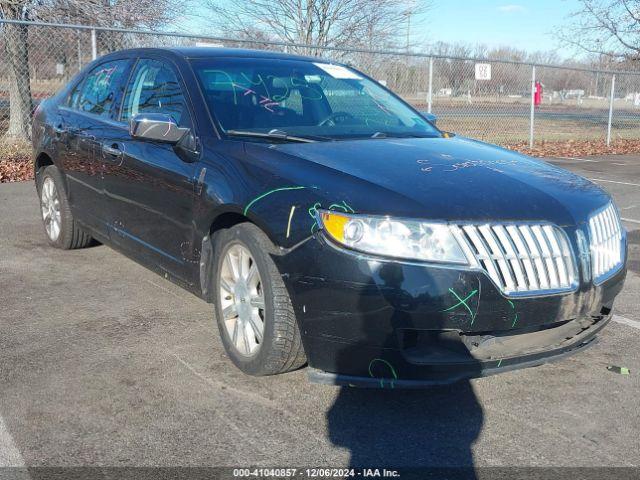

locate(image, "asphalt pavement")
[[0, 155, 639, 473]]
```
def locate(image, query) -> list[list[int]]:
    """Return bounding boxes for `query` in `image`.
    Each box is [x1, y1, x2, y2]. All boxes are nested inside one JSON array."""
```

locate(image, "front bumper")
[[274, 234, 626, 388]]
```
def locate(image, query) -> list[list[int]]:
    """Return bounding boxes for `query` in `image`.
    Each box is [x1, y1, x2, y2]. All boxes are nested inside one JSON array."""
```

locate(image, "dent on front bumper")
[[273, 233, 626, 388]]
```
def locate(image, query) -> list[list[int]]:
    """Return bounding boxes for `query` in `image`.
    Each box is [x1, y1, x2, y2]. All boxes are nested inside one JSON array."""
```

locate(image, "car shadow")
[[325, 262, 484, 476], [326, 382, 482, 474]]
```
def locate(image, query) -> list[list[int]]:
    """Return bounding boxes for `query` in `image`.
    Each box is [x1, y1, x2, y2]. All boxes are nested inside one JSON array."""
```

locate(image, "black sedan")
[[32, 47, 627, 387]]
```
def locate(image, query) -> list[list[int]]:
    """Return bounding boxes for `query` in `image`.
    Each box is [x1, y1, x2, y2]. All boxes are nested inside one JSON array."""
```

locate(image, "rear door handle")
[[102, 143, 123, 157]]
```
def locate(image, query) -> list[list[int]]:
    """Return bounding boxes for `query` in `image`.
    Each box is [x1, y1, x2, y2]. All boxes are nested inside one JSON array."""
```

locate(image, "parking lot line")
[[0, 416, 25, 468], [613, 315, 640, 330], [589, 178, 640, 188], [553, 157, 599, 162], [172, 353, 284, 410], [622, 217, 640, 225]]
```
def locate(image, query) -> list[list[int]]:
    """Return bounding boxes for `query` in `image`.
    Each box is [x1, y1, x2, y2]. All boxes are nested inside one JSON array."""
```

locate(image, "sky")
[[416, 0, 582, 56], [183, 0, 585, 59]]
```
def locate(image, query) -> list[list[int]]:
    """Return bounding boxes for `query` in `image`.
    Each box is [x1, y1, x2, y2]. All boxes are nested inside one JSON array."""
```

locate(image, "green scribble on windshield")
[[204, 70, 238, 105]]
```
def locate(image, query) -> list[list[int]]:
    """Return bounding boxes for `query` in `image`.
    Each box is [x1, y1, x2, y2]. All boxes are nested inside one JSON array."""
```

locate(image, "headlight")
[[318, 210, 469, 264]]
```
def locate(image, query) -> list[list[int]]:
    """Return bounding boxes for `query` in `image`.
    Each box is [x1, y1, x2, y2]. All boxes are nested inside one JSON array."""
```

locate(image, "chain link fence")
[[1, 19, 640, 148]]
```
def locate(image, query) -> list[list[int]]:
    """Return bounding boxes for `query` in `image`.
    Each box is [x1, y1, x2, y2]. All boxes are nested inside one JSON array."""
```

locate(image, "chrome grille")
[[451, 223, 577, 296], [589, 203, 624, 283]]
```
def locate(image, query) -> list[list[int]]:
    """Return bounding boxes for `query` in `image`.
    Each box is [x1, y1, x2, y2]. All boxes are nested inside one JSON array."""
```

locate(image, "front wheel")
[[211, 223, 306, 376]]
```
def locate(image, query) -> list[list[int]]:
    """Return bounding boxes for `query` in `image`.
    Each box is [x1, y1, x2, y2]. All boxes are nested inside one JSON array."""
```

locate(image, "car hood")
[[268, 136, 610, 226]]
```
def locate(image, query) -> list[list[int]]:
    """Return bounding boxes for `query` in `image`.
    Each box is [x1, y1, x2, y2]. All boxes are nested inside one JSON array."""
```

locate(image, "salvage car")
[[32, 47, 627, 387]]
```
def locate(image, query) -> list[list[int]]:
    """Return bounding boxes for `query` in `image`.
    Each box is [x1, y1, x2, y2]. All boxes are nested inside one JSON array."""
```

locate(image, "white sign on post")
[[475, 63, 491, 81], [195, 42, 224, 48], [313, 63, 362, 80]]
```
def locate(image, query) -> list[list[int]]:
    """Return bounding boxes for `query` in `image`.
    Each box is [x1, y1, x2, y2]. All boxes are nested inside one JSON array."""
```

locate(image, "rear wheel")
[[212, 223, 306, 376], [37, 166, 93, 250]]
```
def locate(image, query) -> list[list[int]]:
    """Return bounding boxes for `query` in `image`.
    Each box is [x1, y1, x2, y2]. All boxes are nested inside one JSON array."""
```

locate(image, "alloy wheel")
[[41, 177, 61, 242], [219, 244, 266, 356]]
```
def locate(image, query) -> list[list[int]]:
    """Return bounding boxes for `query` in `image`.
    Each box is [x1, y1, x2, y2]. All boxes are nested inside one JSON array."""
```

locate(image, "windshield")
[[190, 57, 440, 141]]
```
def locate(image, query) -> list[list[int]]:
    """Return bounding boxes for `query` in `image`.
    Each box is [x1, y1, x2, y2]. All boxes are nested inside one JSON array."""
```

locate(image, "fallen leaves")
[[0, 141, 33, 183], [1, 139, 639, 184], [504, 139, 640, 158], [0, 159, 33, 183]]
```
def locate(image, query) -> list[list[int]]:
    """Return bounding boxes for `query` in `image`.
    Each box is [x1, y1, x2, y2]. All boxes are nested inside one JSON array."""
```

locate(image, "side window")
[[72, 60, 128, 118], [68, 80, 83, 108], [121, 59, 190, 127]]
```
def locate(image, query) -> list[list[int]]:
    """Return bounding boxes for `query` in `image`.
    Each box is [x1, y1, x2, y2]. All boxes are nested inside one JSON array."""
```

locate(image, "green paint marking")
[[508, 299, 518, 327], [328, 203, 348, 213], [328, 201, 355, 213], [368, 358, 398, 389], [243, 186, 306, 215], [308, 202, 322, 233], [497, 359, 502, 368], [442, 288, 478, 324], [308, 200, 356, 234], [308, 202, 322, 219], [206, 70, 238, 105]]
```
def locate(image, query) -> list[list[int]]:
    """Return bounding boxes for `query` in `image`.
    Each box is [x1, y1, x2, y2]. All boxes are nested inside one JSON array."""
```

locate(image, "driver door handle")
[[52, 124, 66, 135]]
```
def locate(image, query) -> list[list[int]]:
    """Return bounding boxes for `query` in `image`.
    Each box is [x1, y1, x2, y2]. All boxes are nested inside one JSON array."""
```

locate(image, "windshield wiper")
[[226, 129, 318, 143], [368, 131, 439, 139]]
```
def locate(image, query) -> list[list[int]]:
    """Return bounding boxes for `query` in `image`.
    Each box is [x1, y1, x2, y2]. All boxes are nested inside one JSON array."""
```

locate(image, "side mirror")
[[129, 113, 189, 144], [421, 112, 437, 125]]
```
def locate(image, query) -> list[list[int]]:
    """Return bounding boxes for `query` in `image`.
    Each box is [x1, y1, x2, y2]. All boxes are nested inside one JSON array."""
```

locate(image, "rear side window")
[[71, 60, 129, 118], [121, 59, 190, 127]]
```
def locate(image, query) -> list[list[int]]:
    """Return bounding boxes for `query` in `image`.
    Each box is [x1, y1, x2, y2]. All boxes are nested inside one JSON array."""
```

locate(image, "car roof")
[[101, 46, 333, 64]]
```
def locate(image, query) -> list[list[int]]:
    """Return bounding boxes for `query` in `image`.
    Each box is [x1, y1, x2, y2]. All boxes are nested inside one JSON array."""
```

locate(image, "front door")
[[57, 59, 130, 236], [102, 57, 199, 283]]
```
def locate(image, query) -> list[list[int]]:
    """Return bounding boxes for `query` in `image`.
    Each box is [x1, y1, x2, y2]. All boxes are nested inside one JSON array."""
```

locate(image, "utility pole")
[[406, 11, 411, 51], [404, 0, 417, 52], [607, 74, 616, 146]]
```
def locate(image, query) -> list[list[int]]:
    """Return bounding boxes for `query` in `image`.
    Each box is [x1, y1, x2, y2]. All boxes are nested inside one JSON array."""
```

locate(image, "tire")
[[36, 165, 93, 250], [211, 223, 306, 376]]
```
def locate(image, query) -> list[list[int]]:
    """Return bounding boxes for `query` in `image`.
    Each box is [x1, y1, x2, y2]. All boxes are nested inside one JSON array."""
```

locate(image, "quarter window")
[[72, 60, 128, 117], [121, 59, 190, 127]]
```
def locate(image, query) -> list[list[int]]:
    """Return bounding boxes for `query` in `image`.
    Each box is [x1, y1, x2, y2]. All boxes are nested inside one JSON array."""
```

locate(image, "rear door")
[[102, 57, 199, 282], [57, 59, 131, 236]]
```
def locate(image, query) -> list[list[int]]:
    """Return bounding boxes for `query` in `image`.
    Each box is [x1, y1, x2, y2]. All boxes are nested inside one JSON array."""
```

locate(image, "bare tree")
[[38, 0, 190, 29], [204, 0, 429, 56], [0, 0, 191, 142], [559, 0, 640, 60], [431, 42, 474, 96], [1, 0, 33, 141]]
